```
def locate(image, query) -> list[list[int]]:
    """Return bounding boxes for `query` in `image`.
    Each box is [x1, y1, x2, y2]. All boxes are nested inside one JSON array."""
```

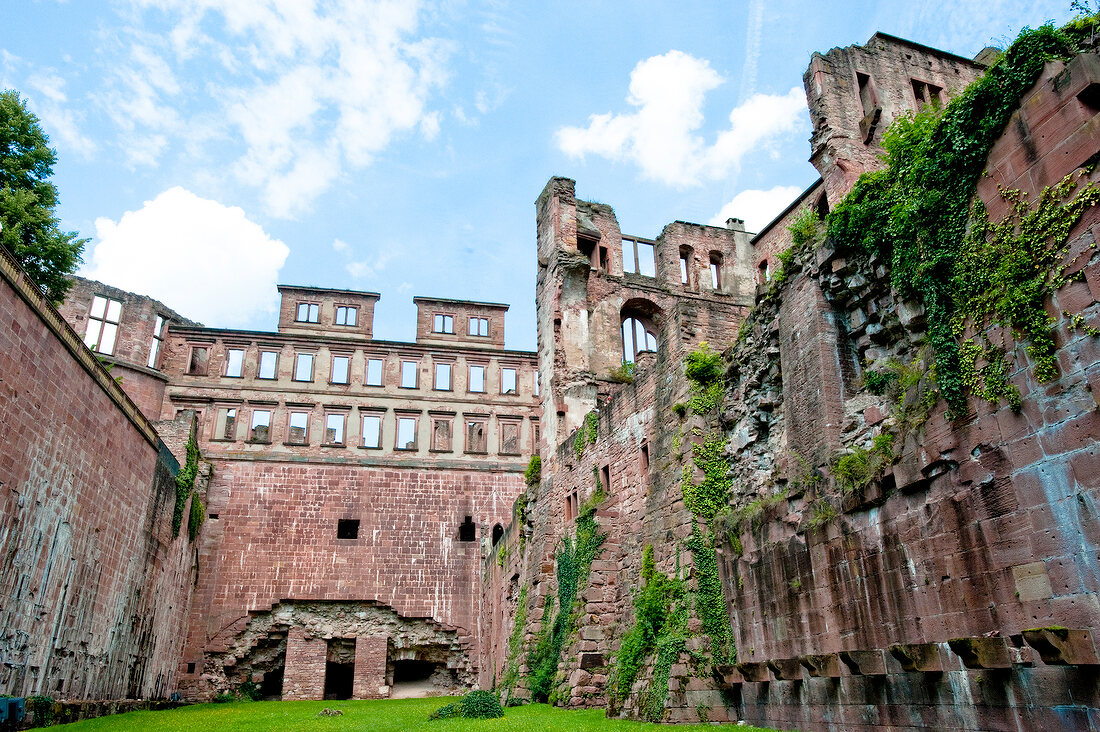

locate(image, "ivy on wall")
[[526, 486, 606, 702], [173, 431, 201, 539], [498, 584, 528, 706], [826, 22, 1090, 417]]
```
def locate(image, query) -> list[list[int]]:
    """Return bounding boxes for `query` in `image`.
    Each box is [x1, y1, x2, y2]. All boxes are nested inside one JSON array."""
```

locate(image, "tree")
[[0, 89, 87, 304]]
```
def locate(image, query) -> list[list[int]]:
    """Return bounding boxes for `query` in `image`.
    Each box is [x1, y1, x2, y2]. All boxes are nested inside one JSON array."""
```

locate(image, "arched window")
[[621, 316, 658, 363]]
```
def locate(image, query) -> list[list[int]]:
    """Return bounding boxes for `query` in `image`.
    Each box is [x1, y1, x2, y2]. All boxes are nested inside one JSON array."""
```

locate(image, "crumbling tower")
[[534, 177, 755, 447]]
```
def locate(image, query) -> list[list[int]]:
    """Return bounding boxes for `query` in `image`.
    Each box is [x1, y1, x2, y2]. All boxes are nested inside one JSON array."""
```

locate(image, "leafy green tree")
[[0, 89, 87, 303]]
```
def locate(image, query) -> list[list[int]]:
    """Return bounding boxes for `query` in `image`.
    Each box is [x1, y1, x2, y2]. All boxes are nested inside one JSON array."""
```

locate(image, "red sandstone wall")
[[0, 252, 200, 700], [179, 459, 524, 698]]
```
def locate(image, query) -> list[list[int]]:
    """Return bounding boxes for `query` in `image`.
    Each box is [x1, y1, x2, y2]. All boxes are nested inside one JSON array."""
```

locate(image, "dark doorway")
[[324, 637, 356, 700], [393, 659, 436, 683], [260, 666, 284, 700], [324, 661, 354, 700]]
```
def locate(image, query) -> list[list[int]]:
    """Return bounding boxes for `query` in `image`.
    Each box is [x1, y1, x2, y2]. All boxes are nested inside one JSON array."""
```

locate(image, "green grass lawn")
[[50, 697, 781, 731]]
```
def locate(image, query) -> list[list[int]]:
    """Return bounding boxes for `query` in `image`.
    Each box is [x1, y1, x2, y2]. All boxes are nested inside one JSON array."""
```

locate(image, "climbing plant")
[[826, 23, 1084, 417], [498, 584, 528, 706], [572, 410, 599, 459], [525, 487, 606, 701], [173, 431, 200, 538], [612, 545, 684, 701]]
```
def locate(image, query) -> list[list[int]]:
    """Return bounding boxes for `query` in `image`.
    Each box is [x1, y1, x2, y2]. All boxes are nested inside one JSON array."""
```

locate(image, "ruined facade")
[[484, 32, 1100, 732], [4, 24, 1100, 732]]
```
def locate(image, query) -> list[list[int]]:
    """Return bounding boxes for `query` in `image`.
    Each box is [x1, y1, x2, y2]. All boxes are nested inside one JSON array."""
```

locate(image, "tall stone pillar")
[[352, 635, 389, 699], [282, 628, 326, 700]]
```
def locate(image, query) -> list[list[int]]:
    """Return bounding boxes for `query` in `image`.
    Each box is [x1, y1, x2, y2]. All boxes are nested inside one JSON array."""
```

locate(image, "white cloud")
[[709, 185, 804, 233], [94, 0, 452, 216], [332, 238, 349, 252], [83, 187, 289, 326], [556, 51, 806, 187]]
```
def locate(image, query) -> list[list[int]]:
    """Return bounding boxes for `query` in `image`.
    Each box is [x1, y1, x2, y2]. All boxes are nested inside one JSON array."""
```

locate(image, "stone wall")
[[488, 45, 1100, 732], [805, 33, 986, 204], [0, 249, 202, 701], [178, 458, 522, 699]]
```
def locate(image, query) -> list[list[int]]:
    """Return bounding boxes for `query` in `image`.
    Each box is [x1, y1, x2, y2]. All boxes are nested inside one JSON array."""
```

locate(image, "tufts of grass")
[[47, 698, 783, 731]]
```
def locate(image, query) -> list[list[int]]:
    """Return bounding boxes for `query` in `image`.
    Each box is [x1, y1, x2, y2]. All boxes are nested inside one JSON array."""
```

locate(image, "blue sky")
[[2, 0, 1076, 351]]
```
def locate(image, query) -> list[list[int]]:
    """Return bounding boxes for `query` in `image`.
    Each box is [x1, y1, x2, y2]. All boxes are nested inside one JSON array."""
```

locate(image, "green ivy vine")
[[498, 584, 528, 706], [573, 410, 599, 459], [173, 431, 200, 538], [526, 486, 606, 702], [826, 22, 1087, 418]]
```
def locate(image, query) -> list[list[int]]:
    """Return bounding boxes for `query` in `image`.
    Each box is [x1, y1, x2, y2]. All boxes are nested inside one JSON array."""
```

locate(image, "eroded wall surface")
[[486, 47, 1100, 732], [0, 250, 202, 701]]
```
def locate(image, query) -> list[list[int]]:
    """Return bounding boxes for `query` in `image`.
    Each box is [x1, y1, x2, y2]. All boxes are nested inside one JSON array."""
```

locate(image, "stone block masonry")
[[0, 247, 202, 701]]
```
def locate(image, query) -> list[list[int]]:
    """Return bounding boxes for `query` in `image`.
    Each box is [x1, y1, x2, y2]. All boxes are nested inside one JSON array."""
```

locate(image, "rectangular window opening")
[[361, 414, 381, 449], [337, 519, 360, 540], [435, 362, 452, 390], [366, 358, 383, 386], [217, 407, 237, 441], [468, 317, 488, 337], [294, 353, 314, 382], [325, 413, 346, 445], [250, 410, 271, 443], [258, 351, 278, 379], [500, 421, 520, 455], [600, 464, 611, 492], [288, 412, 309, 445], [331, 355, 350, 384], [466, 419, 487, 453], [433, 313, 455, 334], [335, 306, 357, 326], [468, 365, 485, 393], [432, 418, 452, 452], [396, 416, 418, 450], [401, 360, 419, 388], [501, 367, 517, 395], [641, 442, 650, 470], [225, 348, 244, 378], [84, 295, 123, 355], [187, 346, 209, 375], [148, 315, 166, 368], [296, 302, 319, 323]]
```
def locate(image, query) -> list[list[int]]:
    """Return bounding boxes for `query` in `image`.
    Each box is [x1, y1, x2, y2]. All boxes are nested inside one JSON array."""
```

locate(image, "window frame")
[[258, 350, 279, 380], [395, 414, 419, 451], [187, 345, 210, 376], [501, 367, 517, 395], [323, 412, 347, 446], [360, 412, 383, 449], [84, 295, 123, 355], [365, 357, 384, 386], [499, 419, 521, 455], [295, 302, 320, 323], [249, 409, 272, 443], [293, 352, 315, 382], [148, 315, 166, 368], [468, 317, 489, 337], [400, 359, 419, 389], [286, 411, 310, 445], [330, 354, 351, 385], [434, 361, 452, 391], [433, 313, 455, 334], [225, 348, 245, 378], [431, 415, 454, 452], [334, 305, 358, 327], [468, 364, 486, 393], [464, 417, 488, 454], [215, 407, 238, 441]]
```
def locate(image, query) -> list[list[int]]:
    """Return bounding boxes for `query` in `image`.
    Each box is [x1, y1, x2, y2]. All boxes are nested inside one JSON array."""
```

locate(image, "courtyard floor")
[[50, 697, 783, 731]]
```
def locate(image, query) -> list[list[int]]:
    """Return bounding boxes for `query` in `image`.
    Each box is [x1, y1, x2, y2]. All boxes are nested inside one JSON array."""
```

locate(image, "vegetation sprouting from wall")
[[526, 486, 606, 702], [826, 22, 1095, 417]]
